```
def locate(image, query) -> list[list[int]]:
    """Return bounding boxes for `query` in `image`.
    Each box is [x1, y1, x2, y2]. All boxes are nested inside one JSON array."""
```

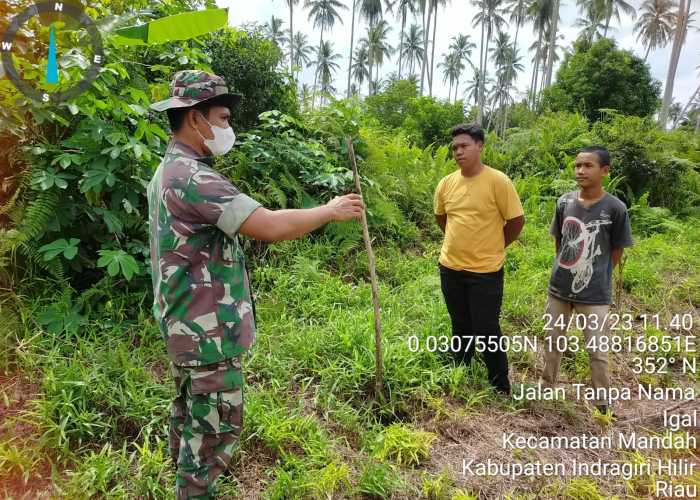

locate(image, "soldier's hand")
[[326, 193, 364, 221]]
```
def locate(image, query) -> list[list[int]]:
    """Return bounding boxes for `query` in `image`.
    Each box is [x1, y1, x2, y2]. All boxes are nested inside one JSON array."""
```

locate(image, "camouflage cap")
[[150, 70, 242, 112]]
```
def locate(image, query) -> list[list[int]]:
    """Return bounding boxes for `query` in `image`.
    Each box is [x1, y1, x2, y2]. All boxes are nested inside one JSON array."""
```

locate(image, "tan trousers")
[[541, 294, 611, 406]]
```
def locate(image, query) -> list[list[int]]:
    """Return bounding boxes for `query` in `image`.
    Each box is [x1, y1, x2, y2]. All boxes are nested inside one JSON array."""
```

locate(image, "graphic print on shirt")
[[558, 216, 612, 293]]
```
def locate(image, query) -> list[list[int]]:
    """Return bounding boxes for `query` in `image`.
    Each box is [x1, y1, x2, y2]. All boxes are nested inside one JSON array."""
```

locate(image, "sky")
[[215, 0, 699, 111]]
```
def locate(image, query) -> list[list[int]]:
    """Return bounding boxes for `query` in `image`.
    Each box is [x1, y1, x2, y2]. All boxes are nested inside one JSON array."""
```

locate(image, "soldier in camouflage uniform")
[[148, 70, 363, 499]]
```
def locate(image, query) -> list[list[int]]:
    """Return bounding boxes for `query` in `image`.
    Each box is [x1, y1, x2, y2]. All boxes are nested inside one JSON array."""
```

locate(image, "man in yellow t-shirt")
[[433, 123, 525, 395]]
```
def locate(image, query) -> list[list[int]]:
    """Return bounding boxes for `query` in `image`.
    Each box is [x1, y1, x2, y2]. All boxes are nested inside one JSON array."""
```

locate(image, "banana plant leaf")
[[111, 8, 228, 46]]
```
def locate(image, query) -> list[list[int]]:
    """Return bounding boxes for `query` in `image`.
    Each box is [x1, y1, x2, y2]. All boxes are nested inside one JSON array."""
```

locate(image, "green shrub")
[[365, 78, 420, 129], [592, 113, 692, 209], [542, 38, 660, 121], [372, 423, 436, 466], [208, 27, 299, 132], [401, 96, 466, 148]]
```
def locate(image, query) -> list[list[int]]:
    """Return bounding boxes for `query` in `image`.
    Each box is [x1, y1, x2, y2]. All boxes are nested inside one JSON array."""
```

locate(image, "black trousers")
[[439, 263, 511, 393]]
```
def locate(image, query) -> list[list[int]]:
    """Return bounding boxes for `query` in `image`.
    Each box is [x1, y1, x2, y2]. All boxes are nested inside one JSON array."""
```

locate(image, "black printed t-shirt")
[[548, 191, 634, 305]]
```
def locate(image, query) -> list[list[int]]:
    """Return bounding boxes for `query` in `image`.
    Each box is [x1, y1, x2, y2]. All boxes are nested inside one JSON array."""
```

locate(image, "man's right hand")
[[326, 193, 364, 221]]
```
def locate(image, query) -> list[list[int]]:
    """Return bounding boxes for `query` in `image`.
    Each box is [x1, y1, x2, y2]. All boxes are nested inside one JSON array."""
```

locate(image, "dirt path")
[[0, 372, 60, 499], [423, 363, 700, 498]]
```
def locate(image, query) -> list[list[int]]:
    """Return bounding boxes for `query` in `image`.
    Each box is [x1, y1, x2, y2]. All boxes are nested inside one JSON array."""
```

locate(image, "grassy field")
[[1, 204, 698, 499]]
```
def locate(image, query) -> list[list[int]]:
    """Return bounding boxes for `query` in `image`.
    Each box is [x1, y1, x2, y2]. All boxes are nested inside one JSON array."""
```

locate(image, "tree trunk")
[[695, 112, 700, 133], [420, 1, 432, 95], [346, 0, 356, 98], [603, 15, 610, 38], [544, 0, 560, 87], [398, 9, 406, 79], [476, 8, 486, 123], [289, 2, 294, 74], [311, 28, 324, 109], [644, 44, 651, 61], [539, 51, 547, 94], [659, 0, 690, 126], [480, 30, 491, 124], [367, 20, 374, 96], [529, 32, 542, 109], [428, 3, 438, 96], [503, 83, 512, 134]]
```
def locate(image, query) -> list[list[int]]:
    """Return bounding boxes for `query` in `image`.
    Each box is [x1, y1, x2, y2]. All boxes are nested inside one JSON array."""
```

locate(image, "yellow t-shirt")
[[433, 166, 524, 273]]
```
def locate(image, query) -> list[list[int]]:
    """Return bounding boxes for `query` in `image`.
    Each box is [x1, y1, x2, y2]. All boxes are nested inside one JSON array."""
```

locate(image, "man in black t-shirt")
[[541, 146, 633, 416]]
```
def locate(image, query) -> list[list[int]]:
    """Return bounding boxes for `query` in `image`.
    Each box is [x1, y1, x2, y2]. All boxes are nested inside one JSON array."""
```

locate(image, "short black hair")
[[166, 96, 232, 132], [450, 123, 485, 144], [579, 146, 611, 167]]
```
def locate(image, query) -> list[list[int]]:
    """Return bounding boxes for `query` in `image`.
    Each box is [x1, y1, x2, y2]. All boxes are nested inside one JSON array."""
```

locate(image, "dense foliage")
[[543, 38, 662, 121], [208, 27, 299, 131], [365, 79, 467, 147]]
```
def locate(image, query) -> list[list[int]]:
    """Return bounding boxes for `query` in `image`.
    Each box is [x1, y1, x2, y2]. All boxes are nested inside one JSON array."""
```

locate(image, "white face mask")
[[196, 112, 236, 156]]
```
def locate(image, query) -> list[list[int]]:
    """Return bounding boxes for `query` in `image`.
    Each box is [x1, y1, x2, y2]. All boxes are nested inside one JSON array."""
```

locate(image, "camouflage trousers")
[[170, 357, 244, 499]]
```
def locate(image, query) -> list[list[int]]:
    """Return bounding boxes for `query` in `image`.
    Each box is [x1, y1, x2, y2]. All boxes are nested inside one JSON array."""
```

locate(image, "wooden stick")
[[346, 137, 384, 399]]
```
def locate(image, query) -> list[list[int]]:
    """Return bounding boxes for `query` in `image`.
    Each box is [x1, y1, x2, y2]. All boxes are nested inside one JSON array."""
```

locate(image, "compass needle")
[[1, 1, 103, 103], [46, 24, 59, 84]]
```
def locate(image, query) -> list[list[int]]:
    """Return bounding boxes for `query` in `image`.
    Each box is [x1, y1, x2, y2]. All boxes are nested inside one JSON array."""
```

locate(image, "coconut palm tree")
[[537, 30, 564, 91], [358, 0, 392, 95], [427, 0, 451, 96], [600, 0, 636, 36], [449, 34, 476, 100], [419, 0, 432, 94], [306, 0, 347, 107], [496, 46, 524, 133], [438, 52, 464, 101], [286, 0, 300, 73], [359, 0, 388, 27], [543, 0, 561, 88], [395, 0, 421, 79], [527, 0, 553, 109], [472, 0, 508, 123], [506, 0, 530, 52], [346, 0, 358, 97], [577, 0, 636, 37], [351, 43, 372, 94], [265, 15, 286, 47], [360, 19, 394, 94], [490, 33, 516, 123], [490, 31, 512, 67], [314, 40, 342, 106], [634, 0, 676, 60], [659, 0, 691, 125], [402, 23, 424, 76], [575, 8, 608, 42], [464, 67, 490, 106], [289, 31, 314, 77]]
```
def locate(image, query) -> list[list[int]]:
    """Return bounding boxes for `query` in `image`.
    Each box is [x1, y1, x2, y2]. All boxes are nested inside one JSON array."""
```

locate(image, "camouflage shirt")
[[147, 139, 261, 367]]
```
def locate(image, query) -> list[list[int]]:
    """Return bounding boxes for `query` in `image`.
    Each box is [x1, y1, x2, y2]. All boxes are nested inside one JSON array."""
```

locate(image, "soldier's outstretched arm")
[[239, 193, 363, 242]]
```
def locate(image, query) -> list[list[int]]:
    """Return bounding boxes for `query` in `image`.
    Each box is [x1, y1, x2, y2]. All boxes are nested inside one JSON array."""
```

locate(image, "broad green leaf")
[[111, 9, 228, 46], [38, 238, 80, 260], [63, 246, 78, 259], [107, 260, 120, 276], [97, 249, 139, 281]]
